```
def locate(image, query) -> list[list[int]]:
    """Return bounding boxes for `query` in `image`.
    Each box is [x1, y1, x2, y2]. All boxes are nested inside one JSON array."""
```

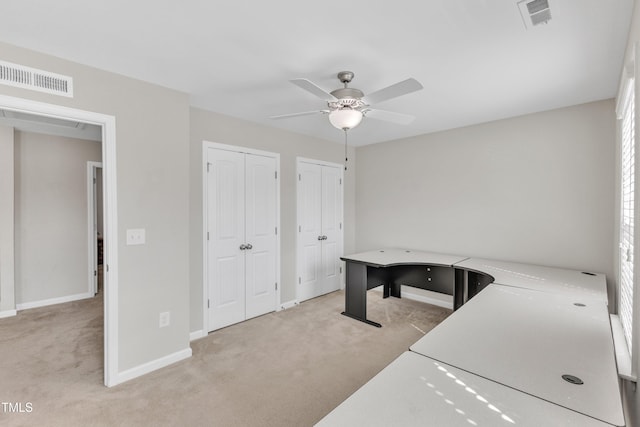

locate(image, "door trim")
[[202, 141, 281, 334], [87, 161, 102, 296], [296, 157, 345, 302], [0, 94, 119, 387]]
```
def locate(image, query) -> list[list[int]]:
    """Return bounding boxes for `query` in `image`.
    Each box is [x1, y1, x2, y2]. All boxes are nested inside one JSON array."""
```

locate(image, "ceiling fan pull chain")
[[344, 128, 348, 171]]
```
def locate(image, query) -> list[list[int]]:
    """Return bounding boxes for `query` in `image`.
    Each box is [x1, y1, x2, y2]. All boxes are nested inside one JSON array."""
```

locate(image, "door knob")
[[322, 235, 328, 240], [318, 235, 323, 241], [239, 244, 247, 250], [246, 243, 253, 250]]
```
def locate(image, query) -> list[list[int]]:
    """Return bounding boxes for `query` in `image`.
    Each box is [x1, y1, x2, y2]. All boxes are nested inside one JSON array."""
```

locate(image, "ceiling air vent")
[[518, 0, 552, 29], [0, 60, 73, 98]]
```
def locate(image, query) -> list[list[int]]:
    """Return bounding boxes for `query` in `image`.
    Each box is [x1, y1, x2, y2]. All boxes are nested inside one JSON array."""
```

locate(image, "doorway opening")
[[0, 94, 119, 387]]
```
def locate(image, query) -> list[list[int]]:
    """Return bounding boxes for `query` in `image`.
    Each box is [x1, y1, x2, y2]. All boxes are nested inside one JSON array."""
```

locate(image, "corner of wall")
[[0, 125, 15, 313]]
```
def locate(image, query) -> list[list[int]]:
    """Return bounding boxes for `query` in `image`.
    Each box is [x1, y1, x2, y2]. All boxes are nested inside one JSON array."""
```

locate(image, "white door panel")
[[323, 242, 338, 275], [300, 243, 320, 303], [302, 244, 319, 281], [246, 158, 272, 236], [245, 154, 277, 320], [298, 162, 323, 302], [322, 166, 340, 234], [207, 148, 246, 331], [301, 164, 322, 235], [217, 257, 241, 306], [321, 165, 342, 294], [213, 256, 244, 328], [246, 248, 275, 320]]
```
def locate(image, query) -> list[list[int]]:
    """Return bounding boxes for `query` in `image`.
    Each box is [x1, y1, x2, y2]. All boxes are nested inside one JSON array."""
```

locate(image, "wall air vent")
[[0, 60, 73, 97], [518, 0, 552, 29]]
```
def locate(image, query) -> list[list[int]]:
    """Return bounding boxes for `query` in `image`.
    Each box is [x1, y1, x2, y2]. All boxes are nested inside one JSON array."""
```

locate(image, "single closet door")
[[207, 148, 246, 331], [297, 159, 343, 302], [298, 162, 322, 302], [244, 154, 277, 320], [206, 147, 278, 332], [320, 165, 342, 296]]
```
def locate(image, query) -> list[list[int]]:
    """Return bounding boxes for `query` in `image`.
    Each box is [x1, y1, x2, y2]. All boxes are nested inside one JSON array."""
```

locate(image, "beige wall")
[[189, 107, 356, 333], [0, 41, 191, 373], [619, 0, 640, 424], [356, 99, 616, 303], [0, 125, 15, 315], [14, 131, 101, 305]]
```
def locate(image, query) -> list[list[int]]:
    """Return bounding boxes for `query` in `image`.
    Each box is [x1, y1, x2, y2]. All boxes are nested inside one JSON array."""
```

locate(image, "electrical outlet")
[[159, 311, 170, 328], [126, 228, 146, 245]]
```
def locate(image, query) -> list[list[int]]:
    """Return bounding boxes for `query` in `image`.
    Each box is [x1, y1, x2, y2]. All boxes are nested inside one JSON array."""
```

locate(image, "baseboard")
[[0, 309, 17, 319], [278, 299, 299, 311], [114, 347, 192, 386], [371, 287, 453, 310], [16, 291, 94, 311], [190, 330, 206, 341]]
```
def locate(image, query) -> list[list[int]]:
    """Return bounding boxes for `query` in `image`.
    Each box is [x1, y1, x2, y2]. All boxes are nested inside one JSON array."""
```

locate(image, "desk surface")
[[341, 248, 468, 268], [316, 352, 613, 427], [455, 257, 608, 303], [409, 284, 624, 426]]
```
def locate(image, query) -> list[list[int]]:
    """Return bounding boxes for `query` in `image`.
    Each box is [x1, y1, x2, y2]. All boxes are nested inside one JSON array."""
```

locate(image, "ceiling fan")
[[270, 71, 423, 131]]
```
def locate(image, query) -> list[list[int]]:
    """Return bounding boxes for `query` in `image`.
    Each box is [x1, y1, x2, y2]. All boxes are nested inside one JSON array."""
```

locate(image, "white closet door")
[[245, 154, 277, 320], [298, 162, 323, 301], [207, 148, 246, 331], [321, 165, 342, 295]]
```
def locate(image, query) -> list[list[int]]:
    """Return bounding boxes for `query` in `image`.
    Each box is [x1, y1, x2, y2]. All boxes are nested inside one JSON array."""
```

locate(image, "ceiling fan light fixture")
[[274, 71, 423, 133], [329, 108, 363, 130]]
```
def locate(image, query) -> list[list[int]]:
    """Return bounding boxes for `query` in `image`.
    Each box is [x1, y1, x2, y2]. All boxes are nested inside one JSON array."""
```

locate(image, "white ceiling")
[[0, 0, 633, 146]]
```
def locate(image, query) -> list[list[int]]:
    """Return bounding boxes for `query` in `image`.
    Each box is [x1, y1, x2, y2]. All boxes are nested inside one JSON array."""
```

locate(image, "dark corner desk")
[[340, 249, 492, 327]]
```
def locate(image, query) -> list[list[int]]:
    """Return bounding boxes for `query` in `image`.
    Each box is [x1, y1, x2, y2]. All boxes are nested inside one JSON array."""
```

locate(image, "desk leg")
[[342, 262, 382, 328], [453, 268, 466, 311], [391, 281, 401, 298], [383, 281, 399, 298]]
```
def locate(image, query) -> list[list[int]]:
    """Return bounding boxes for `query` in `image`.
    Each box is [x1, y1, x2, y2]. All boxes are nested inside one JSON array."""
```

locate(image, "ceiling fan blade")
[[269, 110, 328, 120], [363, 78, 423, 105], [290, 78, 338, 100], [364, 109, 416, 125]]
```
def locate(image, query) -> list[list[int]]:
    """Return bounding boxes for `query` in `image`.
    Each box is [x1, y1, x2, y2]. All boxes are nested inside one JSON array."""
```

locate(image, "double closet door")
[[297, 159, 344, 302], [206, 146, 278, 331]]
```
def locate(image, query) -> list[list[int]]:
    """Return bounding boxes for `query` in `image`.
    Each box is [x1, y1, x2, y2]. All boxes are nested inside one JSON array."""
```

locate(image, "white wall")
[[0, 125, 15, 316], [13, 131, 101, 305], [0, 41, 191, 374], [356, 99, 616, 303], [189, 107, 356, 333]]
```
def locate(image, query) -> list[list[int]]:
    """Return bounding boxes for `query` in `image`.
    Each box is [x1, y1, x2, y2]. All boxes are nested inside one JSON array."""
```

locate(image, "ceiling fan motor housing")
[[330, 87, 364, 100], [337, 71, 355, 84], [327, 94, 367, 110], [330, 71, 366, 110]]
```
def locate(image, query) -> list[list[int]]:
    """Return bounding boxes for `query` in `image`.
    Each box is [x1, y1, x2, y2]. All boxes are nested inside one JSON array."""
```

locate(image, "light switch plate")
[[126, 228, 146, 245]]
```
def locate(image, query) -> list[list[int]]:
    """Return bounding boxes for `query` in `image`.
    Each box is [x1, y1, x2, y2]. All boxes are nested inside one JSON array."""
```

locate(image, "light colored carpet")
[[0, 290, 451, 426]]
